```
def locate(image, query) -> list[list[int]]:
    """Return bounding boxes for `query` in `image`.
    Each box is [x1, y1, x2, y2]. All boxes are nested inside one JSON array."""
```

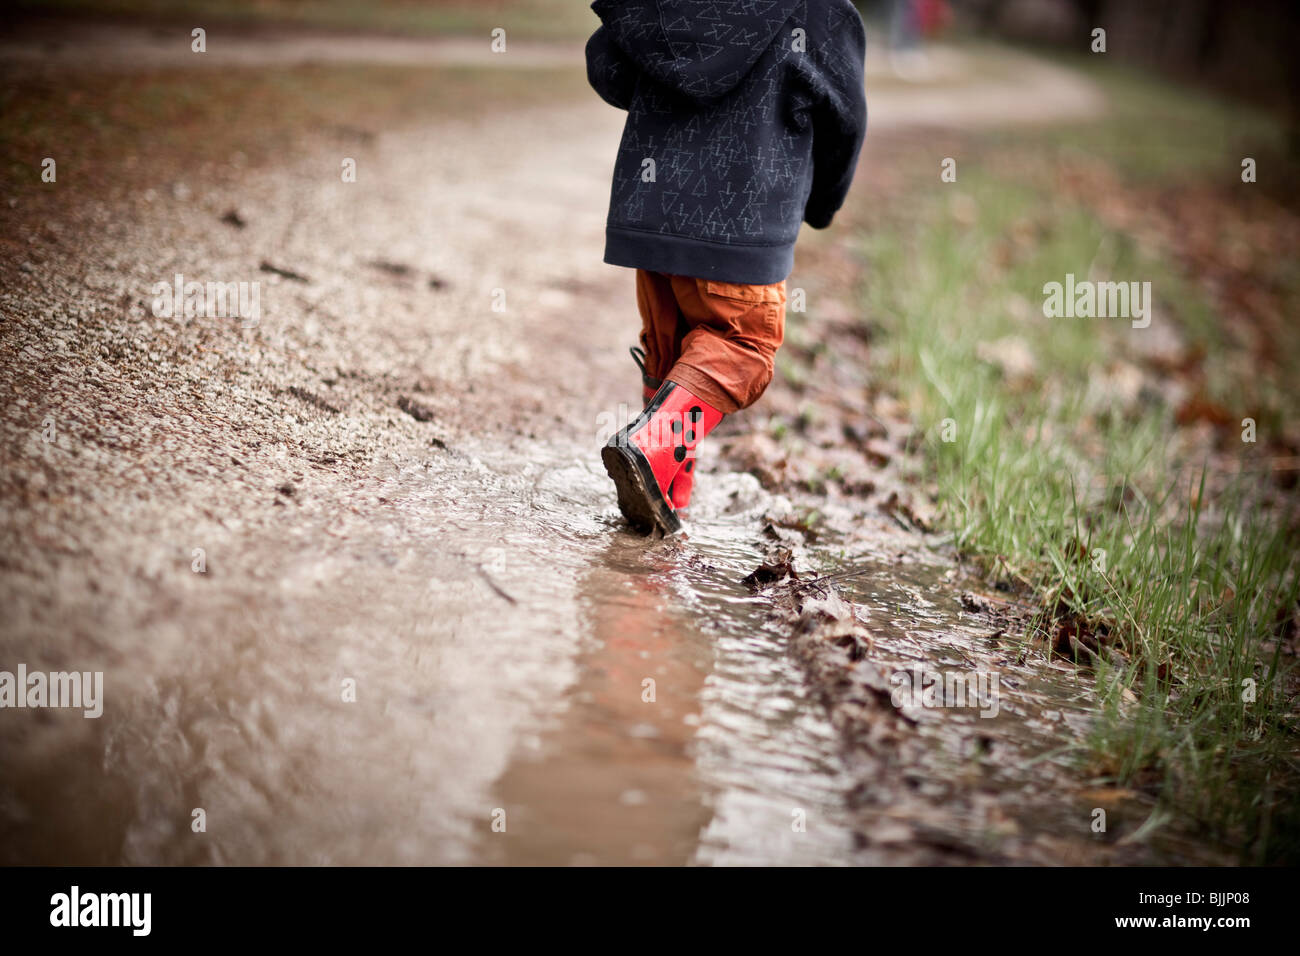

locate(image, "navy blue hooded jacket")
[[586, 0, 867, 284]]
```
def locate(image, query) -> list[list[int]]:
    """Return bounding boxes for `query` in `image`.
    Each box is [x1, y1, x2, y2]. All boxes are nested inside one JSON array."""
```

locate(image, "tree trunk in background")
[[963, 0, 1298, 156]]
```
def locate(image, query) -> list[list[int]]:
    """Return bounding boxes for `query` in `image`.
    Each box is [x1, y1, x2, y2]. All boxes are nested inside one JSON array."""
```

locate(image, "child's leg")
[[602, 273, 783, 534], [634, 269, 687, 386], [633, 269, 694, 506], [662, 277, 786, 414]]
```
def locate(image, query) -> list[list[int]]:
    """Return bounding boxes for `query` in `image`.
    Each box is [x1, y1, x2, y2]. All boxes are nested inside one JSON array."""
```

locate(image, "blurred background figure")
[[888, 0, 950, 79]]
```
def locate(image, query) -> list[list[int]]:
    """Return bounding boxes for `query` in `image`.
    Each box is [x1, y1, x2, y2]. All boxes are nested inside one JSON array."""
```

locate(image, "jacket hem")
[[604, 226, 794, 285]]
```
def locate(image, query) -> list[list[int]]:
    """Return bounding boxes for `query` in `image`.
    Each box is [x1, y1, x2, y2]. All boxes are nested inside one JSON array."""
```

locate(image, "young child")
[[587, 0, 867, 534]]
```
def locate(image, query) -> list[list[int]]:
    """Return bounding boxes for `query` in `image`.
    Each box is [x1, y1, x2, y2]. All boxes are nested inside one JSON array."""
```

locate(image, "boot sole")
[[601, 440, 681, 536]]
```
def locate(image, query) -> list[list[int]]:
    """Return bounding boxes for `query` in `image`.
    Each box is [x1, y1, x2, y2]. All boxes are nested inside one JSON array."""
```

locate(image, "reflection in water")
[[487, 537, 713, 866], [485, 454, 858, 866], [663, 493, 860, 865]]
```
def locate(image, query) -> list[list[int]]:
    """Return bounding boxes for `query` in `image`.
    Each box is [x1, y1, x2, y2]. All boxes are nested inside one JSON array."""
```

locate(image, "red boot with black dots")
[[603, 379, 723, 535], [631, 347, 695, 511]]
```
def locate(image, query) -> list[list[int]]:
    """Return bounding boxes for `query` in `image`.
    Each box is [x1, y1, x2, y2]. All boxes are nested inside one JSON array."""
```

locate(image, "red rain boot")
[[631, 347, 695, 511], [603, 380, 723, 535]]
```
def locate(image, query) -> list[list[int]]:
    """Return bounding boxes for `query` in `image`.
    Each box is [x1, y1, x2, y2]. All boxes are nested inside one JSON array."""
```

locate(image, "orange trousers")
[[635, 270, 787, 414]]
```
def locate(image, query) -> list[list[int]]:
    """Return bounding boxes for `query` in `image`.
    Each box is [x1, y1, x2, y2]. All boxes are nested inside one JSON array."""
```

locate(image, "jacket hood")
[[592, 0, 803, 103]]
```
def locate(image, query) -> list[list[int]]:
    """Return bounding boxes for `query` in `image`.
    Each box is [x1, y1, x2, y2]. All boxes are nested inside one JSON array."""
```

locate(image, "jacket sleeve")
[[585, 25, 639, 111], [803, 4, 868, 229]]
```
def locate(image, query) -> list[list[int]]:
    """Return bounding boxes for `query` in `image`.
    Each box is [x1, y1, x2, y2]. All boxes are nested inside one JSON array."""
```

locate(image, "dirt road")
[[1, 22, 1167, 865]]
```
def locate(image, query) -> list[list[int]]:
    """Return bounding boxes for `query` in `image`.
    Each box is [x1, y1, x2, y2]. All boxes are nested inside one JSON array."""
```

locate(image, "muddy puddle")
[[2, 422, 1225, 867], [2, 420, 1231, 865], [387, 439, 861, 865], [796, 554, 1236, 864], [818, 554, 1110, 863], [342, 432, 1189, 865]]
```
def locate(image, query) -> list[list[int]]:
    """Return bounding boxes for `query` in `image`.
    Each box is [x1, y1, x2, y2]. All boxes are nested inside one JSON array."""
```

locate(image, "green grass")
[[858, 67, 1300, 861]]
